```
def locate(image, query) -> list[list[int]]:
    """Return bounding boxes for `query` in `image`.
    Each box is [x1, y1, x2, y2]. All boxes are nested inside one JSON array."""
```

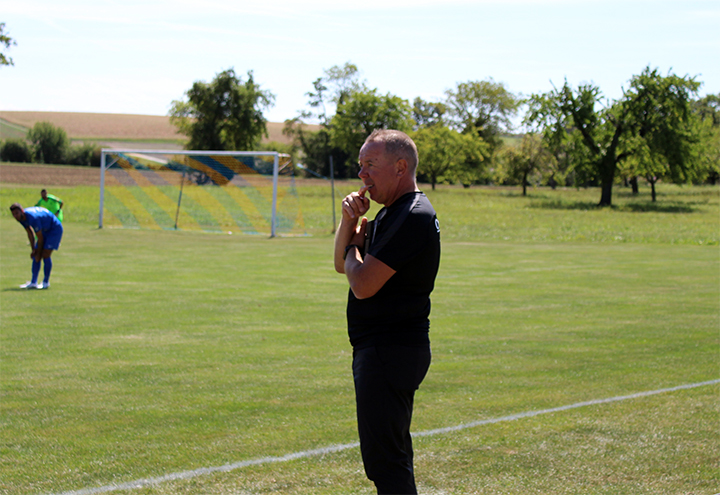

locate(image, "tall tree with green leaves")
[[413, 125, 486, 190], [285, 62, 365, 178], [27, 122, 69, 164], [445, 78, 520, 154], [329, 89, 414, 172], [1, 23, 16, 66], [169, 69, 274, 151], [526, 67, 701, 206]]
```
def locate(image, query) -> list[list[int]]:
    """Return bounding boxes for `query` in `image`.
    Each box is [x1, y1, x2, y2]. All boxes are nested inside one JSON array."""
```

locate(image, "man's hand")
[[341, 185, 372, 220]]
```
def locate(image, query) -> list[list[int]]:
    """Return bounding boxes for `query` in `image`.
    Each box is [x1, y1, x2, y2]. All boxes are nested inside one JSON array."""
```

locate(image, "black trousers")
[[352, 344, 432, 495]]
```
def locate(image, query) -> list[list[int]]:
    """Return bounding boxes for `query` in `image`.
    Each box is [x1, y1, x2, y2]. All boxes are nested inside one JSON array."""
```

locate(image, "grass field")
[[1, 179, 718, 494]]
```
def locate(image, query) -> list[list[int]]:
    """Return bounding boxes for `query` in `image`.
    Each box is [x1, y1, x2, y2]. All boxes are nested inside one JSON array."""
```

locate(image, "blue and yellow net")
[[99, 151, 305, 236]]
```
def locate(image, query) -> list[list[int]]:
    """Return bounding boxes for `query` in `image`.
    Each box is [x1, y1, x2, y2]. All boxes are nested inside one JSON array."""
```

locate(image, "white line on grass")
[[50, 379, 719, 495]]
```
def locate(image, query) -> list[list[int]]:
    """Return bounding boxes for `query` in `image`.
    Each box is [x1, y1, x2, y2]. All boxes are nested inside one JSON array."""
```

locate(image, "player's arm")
[[24, 226, 36, 256], [34, 230, 44, 262], [334, 186, 371, 274]]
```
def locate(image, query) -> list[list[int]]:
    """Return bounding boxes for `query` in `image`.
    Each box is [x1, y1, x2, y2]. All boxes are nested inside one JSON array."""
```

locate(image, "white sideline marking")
[[50, 379, 720, 495]]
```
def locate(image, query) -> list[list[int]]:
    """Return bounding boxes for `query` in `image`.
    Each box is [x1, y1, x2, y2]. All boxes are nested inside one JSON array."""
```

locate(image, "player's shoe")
[[38, 282, 50, 290], [20, 281, 39, 289]]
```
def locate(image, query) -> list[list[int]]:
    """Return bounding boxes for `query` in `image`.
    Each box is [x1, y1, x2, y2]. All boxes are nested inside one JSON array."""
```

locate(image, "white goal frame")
[[99, 149, 286, 237]]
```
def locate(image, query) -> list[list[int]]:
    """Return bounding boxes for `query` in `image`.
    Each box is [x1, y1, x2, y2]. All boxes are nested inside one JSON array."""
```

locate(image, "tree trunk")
[[630, 176, 639, 194], [598, 151, 618, 207], [522, 171, 528, 196], [649, 178, 657, 202]]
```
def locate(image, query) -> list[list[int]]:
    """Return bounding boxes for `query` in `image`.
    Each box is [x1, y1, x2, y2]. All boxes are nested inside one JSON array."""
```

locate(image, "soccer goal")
[[99, 150, 305, 237]]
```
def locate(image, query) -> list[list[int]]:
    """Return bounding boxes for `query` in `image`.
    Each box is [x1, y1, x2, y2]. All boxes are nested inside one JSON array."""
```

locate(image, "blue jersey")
[[21, 206, 63, 234]]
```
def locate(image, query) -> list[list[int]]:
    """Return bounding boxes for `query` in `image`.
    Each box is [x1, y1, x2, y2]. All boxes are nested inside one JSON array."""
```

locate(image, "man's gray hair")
[[365, 129, 419, 172]]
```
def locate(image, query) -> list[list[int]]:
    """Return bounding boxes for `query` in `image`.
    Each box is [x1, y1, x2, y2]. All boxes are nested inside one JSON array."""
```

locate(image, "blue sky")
[[1, 0, 717, 124]]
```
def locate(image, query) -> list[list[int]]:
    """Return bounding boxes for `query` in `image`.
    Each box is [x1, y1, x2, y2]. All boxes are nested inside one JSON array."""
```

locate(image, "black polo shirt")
[[347, 191, 441, 348]]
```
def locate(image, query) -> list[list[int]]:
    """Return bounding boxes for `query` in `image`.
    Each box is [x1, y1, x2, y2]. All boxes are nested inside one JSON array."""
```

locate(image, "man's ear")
[[395, 158, 408, 177]]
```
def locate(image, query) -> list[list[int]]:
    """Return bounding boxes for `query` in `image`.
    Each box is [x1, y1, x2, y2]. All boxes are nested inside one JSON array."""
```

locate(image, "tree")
[[301, 62, 365, 125], [1, 23, 16, 66], [498, 134, 556, 196], [525, 67, 701, 206], [413, 126, 486, 190], [329, 89, 414, 172], [65, 142, 101, 167], [693, 94, 720, 184], [285, 62, 364, 179], [445, 79, 521, 155], [0, 138, 32, 163], [27, 122, 69, 164], [169, 68, 274, 151]]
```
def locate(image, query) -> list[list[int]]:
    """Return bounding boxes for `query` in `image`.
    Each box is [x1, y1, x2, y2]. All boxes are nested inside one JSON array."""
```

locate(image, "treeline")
[[168, 63, 719, 206], [0, 121, 101, 166], [3, 64, 717, 207]]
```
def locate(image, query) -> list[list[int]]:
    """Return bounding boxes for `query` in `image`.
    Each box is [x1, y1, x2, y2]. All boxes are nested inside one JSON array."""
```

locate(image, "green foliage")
[[413, 126, 486, 189], [413, 97, 447, 129], [445, 78, 521, 155], [0, 138, 32, 163], [169, 68, 274, 151], [301, 62, 365, 126], [26, 121, 69, 164], [0, 22, 16, 66], [329, 89, 414, 171], [525, 67, 702, 206], [65, 142, 101, 167], [693, 93, 720, 184], [495, 133, 556, 194], [289, 63, 414, 179], [622, 67, 702, 185], [282, 64, 365, 180]]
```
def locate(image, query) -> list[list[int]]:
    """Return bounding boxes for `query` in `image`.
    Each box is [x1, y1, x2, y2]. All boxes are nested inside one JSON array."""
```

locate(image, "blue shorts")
[[40, 225, 63, 251]]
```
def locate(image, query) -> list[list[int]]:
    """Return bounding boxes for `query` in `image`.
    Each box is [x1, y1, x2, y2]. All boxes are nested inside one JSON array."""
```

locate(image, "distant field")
[[0, 111, 317, 146]]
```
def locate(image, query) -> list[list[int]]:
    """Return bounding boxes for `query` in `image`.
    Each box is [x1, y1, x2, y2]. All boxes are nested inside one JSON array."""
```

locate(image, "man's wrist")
[[343, 244, 361, 260]]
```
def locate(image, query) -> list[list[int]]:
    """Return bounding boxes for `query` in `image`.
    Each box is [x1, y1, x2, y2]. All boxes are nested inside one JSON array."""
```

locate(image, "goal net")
[[99, 150, 305, 237]]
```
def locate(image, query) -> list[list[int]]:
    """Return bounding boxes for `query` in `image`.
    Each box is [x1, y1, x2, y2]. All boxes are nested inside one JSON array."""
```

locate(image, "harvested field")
[[0, 163, 101, 186], [0, 111, 318, 145], [0, 111, 182, 140]]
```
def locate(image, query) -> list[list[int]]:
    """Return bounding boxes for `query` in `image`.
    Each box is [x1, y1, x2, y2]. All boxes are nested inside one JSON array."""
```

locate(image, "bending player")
[[10, 203, 64, 289]]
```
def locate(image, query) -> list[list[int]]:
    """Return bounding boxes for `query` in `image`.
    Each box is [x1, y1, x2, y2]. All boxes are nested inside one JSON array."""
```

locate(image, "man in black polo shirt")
[[334, 129, 441, 494]]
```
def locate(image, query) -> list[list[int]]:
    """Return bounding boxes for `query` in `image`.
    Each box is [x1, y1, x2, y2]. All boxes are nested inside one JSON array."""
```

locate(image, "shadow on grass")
[[528, 199, 696, 213], [528, 200, 602, 211], [622, 202, 695, 213]]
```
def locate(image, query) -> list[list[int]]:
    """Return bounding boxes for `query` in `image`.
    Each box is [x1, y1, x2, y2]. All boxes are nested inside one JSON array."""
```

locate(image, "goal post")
[[99, 149, 304, 237]]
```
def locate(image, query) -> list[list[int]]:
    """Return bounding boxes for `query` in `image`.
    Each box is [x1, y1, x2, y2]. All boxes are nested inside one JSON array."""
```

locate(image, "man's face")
[[41, 190, 48, 200], [11, 208, 25, 222], [358, 141, 399, 205]]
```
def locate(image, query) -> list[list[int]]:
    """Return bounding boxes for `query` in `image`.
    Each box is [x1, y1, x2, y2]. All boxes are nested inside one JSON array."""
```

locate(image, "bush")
[[0, 138, 33, 163], [66, 142, 101, 166], [27, 121, 69, 164]]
